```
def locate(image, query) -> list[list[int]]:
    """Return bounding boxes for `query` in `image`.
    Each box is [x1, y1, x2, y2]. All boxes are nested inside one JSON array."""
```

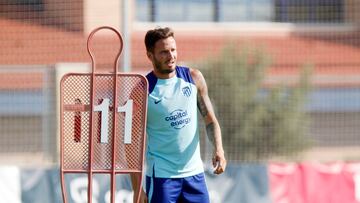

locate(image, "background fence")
[[1, 0, 360, 166]]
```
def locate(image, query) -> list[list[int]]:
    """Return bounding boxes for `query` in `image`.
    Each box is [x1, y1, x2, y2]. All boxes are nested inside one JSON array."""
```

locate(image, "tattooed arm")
[[191, 68, 227, 174]]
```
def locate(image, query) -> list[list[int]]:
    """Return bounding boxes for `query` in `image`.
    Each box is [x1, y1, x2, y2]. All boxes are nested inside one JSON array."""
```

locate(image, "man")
[[135, 27, 226, 203]]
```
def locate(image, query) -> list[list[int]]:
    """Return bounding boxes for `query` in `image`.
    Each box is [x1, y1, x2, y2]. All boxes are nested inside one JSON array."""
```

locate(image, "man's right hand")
[[139, 189, 148, 203]]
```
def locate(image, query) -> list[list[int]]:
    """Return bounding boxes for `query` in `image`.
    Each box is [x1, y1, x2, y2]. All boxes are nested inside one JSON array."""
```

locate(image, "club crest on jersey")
[[182, 86, 191, 97]]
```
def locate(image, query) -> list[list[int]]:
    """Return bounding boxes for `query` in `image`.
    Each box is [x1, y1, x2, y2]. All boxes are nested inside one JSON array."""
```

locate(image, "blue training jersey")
[[145, 66, 204, 178]]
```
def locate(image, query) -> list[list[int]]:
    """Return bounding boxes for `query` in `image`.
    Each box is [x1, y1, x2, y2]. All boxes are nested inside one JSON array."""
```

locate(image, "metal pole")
[[213, 0, 220, 22], [150, 0, 156, 22], [121, 0, 131, 72]]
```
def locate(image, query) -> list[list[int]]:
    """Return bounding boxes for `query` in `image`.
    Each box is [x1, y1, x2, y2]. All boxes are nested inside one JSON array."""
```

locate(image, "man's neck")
[[153, 69, 176, 79]]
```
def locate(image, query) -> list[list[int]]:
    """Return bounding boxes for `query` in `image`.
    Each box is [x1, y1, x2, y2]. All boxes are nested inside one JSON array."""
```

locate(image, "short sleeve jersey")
[[145, 66, 204, 178]]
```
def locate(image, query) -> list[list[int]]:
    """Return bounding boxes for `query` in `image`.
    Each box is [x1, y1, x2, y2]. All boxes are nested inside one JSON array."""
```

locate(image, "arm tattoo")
[[206, 123, 215, 146], [197, 94, 208, 117]]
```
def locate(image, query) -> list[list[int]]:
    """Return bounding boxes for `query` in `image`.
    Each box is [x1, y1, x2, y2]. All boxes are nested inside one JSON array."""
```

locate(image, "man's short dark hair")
[[145, 27, 174, 52]]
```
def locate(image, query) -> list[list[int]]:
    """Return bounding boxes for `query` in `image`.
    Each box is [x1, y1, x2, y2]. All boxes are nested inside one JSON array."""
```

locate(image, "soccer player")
[[134, 27, 226, 203]]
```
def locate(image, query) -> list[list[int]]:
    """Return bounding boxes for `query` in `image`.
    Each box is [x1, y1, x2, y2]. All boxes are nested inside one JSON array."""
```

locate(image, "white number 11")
[[94, 98, 133, 144]]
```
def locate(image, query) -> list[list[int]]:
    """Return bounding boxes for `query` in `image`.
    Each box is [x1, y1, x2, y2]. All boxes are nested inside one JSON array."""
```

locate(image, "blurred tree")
[[199, 45, 312, 161]]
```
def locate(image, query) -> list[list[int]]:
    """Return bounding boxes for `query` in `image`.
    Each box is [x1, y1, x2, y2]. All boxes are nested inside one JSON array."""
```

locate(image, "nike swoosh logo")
[[154, 99, 161, 104]]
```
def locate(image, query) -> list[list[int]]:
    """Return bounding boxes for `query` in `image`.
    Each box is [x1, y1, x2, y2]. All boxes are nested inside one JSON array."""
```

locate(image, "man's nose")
[[169, 51, 176, 59]]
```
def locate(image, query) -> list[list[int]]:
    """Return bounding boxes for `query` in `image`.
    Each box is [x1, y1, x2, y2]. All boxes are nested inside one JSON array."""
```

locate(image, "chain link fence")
[[1, 0, 360, 166]]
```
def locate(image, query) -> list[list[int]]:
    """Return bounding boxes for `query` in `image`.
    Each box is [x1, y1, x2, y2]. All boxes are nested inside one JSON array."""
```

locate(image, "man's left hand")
[[212, 150, 226, 174]]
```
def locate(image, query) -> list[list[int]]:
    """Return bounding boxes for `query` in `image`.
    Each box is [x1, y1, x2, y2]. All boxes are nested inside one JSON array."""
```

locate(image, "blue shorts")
[[146, 173, 210, 203]]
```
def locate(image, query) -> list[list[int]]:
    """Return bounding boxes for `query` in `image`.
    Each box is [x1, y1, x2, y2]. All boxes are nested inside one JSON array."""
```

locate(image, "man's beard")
[[154, 60, 175, 74]]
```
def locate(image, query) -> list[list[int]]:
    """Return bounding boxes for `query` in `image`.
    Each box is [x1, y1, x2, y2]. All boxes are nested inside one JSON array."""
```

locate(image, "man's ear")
[[146, 51, 153, 61]]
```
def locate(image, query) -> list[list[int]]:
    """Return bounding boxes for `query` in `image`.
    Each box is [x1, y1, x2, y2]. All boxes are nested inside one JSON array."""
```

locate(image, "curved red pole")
[[86, 26, 124, 203]]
